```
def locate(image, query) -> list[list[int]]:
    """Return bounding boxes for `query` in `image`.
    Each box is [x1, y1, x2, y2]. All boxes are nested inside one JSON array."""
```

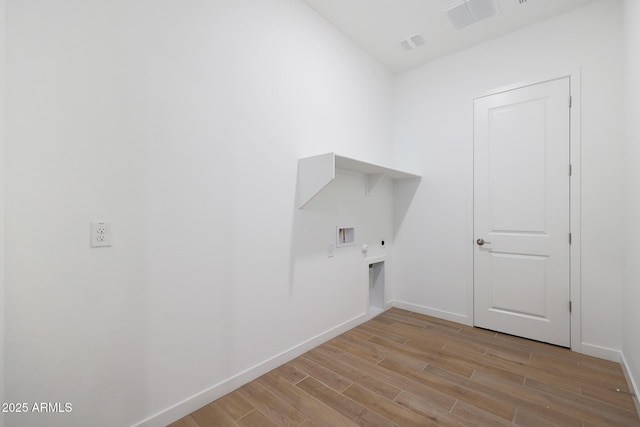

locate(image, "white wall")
[[0, 0, 5, 426], [4, 0, 635, 425], [392, 0, 625, 357], [623, 0, 640, 400], [4, 0, 394, 425]]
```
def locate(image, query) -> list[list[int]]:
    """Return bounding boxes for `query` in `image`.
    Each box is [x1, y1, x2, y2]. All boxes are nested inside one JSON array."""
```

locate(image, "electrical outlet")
[[90, 222, 112, 248]]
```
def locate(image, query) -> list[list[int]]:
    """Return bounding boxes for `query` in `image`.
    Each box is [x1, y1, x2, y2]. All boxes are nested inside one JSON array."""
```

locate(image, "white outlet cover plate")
[[90, 221, 112, 248]]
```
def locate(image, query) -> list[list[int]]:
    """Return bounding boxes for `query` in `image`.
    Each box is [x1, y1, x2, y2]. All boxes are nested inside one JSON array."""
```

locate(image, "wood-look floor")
[[169, 308, 640, 427]]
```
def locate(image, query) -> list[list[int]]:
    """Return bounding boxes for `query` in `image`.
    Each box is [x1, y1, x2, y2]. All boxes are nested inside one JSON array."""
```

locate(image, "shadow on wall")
[[393, 179, 421, 236], [288, 176, 340, 295]]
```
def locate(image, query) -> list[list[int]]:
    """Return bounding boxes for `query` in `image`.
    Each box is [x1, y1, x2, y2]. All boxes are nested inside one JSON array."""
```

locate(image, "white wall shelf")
[[297, 153, 421, 208]]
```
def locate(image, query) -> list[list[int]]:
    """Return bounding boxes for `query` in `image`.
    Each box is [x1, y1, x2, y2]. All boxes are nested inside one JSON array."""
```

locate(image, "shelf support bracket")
[[366, 173, 386, 196]]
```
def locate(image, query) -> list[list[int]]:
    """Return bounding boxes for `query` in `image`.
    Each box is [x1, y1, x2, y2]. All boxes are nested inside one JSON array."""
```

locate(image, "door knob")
[[476, 238, 491, 246]]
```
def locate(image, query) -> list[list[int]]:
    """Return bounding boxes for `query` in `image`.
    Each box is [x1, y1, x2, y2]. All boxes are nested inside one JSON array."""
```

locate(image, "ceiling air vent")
[[400, 40, 413, 51], [410, 34, 426, 47], [400, 34, 426, 51], [445, 0, 499, 30]]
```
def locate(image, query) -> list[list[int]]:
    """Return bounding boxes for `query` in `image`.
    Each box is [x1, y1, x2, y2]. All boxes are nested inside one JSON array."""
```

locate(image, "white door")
[[474, 78, 571, 347]]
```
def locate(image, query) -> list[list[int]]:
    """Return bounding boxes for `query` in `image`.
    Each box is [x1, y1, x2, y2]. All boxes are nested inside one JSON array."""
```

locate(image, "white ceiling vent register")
[[400, 34, 426, 51], [445, 0, 500, 30]]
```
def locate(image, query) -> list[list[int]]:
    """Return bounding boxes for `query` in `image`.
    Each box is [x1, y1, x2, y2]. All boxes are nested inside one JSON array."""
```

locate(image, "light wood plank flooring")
[[169, 308, 640, 426]]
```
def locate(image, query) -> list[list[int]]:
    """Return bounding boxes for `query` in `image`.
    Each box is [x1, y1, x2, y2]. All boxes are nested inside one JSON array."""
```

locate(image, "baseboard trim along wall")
[[391, 300, 471, 326], [134, 311, 373, 427], [621, 351, 640, 419], [580, 342, 622, 363], [581, 343, 639, 417]]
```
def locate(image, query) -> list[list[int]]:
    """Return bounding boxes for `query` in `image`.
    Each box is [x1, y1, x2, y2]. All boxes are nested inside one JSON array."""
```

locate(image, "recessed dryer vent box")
[[337, 227, 355, 247]]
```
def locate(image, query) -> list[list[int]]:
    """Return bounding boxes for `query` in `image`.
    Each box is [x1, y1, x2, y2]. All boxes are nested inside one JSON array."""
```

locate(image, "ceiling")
[[301, 0, 600, 74]]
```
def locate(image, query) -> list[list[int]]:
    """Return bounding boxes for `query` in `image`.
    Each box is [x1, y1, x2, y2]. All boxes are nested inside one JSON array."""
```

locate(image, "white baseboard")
[[621, 351, 640, 419], [391, 300, 471, 326], [134, 311, 374, 427], [580, 342, 622, 362]]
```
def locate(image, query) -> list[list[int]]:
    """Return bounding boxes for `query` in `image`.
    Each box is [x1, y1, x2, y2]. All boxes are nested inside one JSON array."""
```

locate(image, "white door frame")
[[468, 69, 582, 352]]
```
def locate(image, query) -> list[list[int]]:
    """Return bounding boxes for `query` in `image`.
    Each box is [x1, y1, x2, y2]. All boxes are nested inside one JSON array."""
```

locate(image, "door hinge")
[[569, 96, 572, 108], [569, 301, 572, 313], [569, 233, 572, 244], [569, 164, 572, 176]]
